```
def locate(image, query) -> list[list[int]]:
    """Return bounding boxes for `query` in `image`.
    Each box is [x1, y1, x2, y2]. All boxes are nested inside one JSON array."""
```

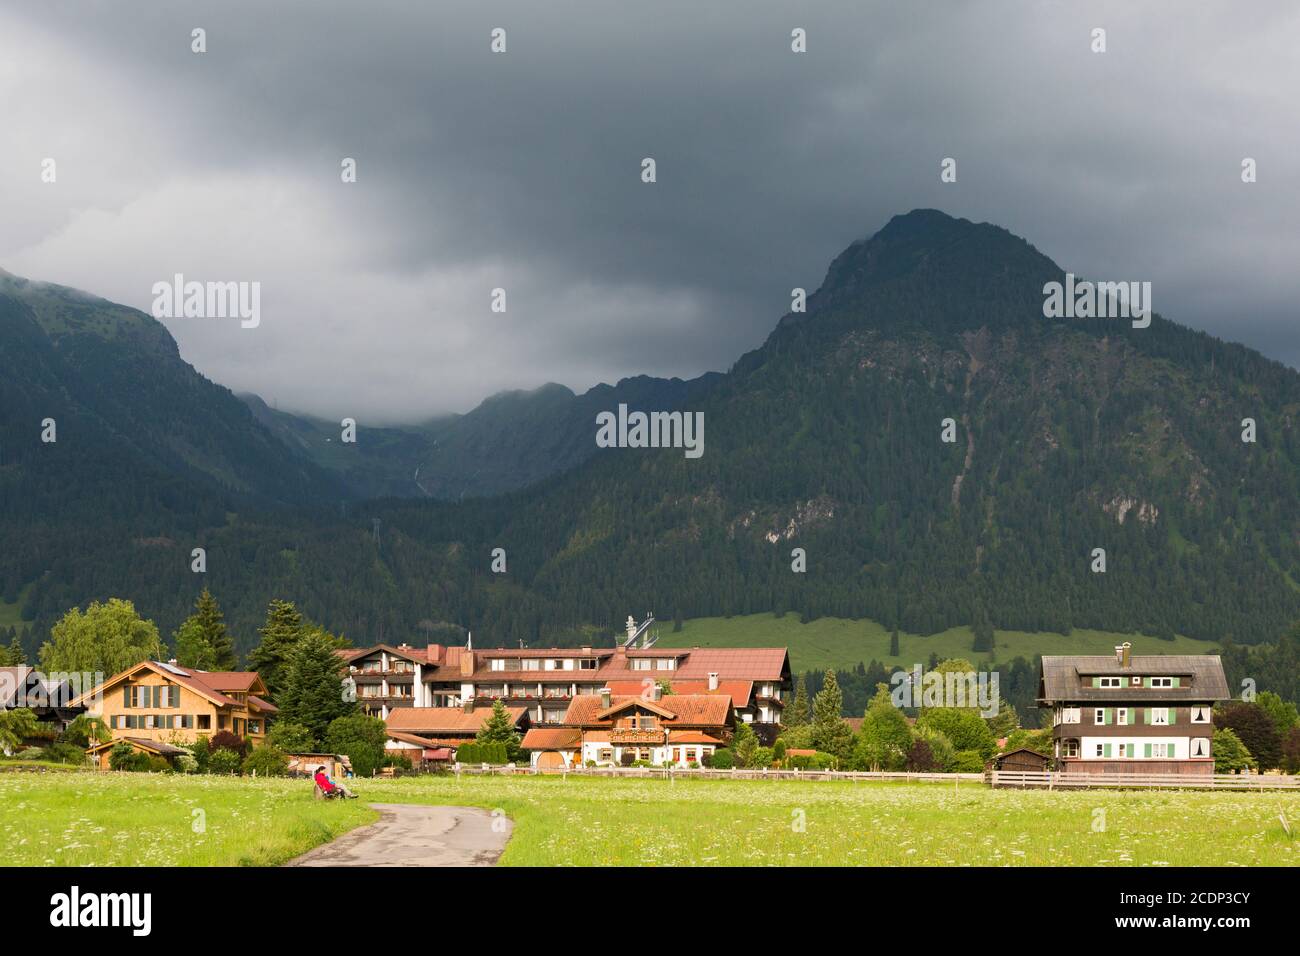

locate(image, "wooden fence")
[[987, 770, 1300, 791], [451, 763, 1300, 791], [455, 764, 984, 784]]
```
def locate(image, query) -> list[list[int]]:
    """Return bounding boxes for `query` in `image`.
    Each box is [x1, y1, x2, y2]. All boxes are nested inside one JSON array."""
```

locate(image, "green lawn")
[[661, 613, 1215, 674], [3, 771, 1296, 866]]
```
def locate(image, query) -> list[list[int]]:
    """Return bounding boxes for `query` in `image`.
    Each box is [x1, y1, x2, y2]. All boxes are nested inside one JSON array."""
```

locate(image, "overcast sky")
[[2, 1, 1297, 423]]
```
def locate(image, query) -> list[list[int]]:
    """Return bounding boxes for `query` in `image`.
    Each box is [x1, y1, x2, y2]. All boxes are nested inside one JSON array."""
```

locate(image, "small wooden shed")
[[991, 748, 1050, 772]]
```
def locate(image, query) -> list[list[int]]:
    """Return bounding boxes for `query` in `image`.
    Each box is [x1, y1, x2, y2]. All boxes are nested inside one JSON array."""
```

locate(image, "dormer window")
[[1150, 677, 1173, 688], [1099, 677, 1122, 688]]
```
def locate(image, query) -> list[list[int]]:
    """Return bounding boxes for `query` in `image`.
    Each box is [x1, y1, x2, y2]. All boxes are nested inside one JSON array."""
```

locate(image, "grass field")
[[662, 613, 1215, 674], [3, 771, 1296, 867]]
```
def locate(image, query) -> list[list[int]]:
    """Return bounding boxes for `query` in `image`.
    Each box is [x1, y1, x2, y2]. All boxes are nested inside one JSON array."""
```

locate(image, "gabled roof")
[[385, 705, 527, 734], [597, 697, 676, 720], [0, 666, 32, 708], [603, 678, 754, 707], [521, 727, 582, 750], [86, 737, 190, 757], [71, 661, 271, 710], [663, 647, 790, 681], [1038, 655, 1230, 703], [563, 694, 733, 729]]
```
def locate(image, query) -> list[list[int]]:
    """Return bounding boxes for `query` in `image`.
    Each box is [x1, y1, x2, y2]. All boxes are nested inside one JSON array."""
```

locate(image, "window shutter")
[[1105, 708, 1112, 725], [1143, 708, 1150, 724], [1092, 677, 1101, 688], [123, 685, 131, 708], [1168, 708, 1174, 725], [1103, 743, 1112, 758], [1144, 743, 1152, 758], [1171, 677, 1180, 688]]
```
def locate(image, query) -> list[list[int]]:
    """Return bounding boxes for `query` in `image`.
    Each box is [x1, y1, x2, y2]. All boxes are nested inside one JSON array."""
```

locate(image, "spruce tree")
[[275, 630, 355, 746], [476, 699, 522, 762], [173, 617, 217, 670], [785, 677, 811, 728], [194, 589, 237, 669], [811, 670, 854, 762], [249, 600, 306, 699]]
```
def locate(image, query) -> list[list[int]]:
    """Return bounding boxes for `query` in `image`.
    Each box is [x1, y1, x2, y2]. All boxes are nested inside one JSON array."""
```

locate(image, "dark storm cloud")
[[2, 0, 1297, 421]]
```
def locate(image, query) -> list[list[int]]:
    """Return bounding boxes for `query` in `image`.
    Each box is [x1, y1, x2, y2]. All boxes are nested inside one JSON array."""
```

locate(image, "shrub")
[[108, 742, 137, 771], [788, 751, 836, 770], [16, 747, 47, 760], [266, 721, 316, 753], [950, 749, 986, 773], [187, 736, 211, 772], [175, 753, 199, 774], [753, 746, 775, 768], [325, 713, 388, 777], [44, 742, 87, 765], [208, 749, 242, 775], [709, 748, 734, 769], [906, 738, 937, 771], [209, 730, 248, 759], [242, 744, 289, 777], [772, 739, 787, 761], [385, 753, 413, 771]]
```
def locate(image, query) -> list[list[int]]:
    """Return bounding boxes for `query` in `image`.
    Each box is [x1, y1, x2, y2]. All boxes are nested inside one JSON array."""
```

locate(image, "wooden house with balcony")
[[1037, 644, 1230, 775], [73, 660, 276, 767], [521, 686, 734, 769]]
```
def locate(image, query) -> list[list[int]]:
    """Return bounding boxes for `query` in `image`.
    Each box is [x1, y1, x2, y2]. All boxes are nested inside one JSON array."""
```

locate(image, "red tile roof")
[[521, 727, 582, 750], [604, 678, 754, 706], [666, 730, 724, 745], [563, 694, 732, 729], [667, 647, 790, 681]]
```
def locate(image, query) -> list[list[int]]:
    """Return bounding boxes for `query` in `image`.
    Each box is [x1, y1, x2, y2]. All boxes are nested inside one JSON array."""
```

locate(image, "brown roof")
[[521, 727, 582, 750], [666, 730, 723, 745], [73, 661, 270, 710], [563, 694, 732, 729], [197, 672, 258, 691], [603, 678, 754, 706], [1038, 655, 1230, 703], [87, 737, 190, 757], [660, 647, 789, 681], [387, 730, 437, 748], [385, 705, 527, 734]]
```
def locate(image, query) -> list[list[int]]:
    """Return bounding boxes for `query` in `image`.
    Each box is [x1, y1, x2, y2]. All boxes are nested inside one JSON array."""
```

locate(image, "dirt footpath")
[[286, 803, 511, 867]]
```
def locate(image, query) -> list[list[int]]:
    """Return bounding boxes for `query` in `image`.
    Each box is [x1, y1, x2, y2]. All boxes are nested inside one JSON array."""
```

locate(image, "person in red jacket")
[[314, 766, 358, 799]]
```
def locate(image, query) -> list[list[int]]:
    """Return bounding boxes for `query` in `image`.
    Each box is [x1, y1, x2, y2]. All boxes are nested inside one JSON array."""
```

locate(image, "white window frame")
[[1099, 677, 1122, 688], [1150, 677, 1173, 688], [1150, 707, 1169, 725], [1191, 707, 1211, 724], [1094, 708, 1106, 724], [1116, 707, 1129, 726]]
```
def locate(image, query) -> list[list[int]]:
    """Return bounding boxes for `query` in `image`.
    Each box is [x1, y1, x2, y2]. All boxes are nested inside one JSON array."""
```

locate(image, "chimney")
[[1120, 642, 1132, 667], [462, 697, 474, 714], [460, 650, 475, 677], [426, 644, 444, 665], [651, 683, 663, 702], [708, 672, 719, 691], [580, 645, 591, 654], [600, 688, 612, 709]]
